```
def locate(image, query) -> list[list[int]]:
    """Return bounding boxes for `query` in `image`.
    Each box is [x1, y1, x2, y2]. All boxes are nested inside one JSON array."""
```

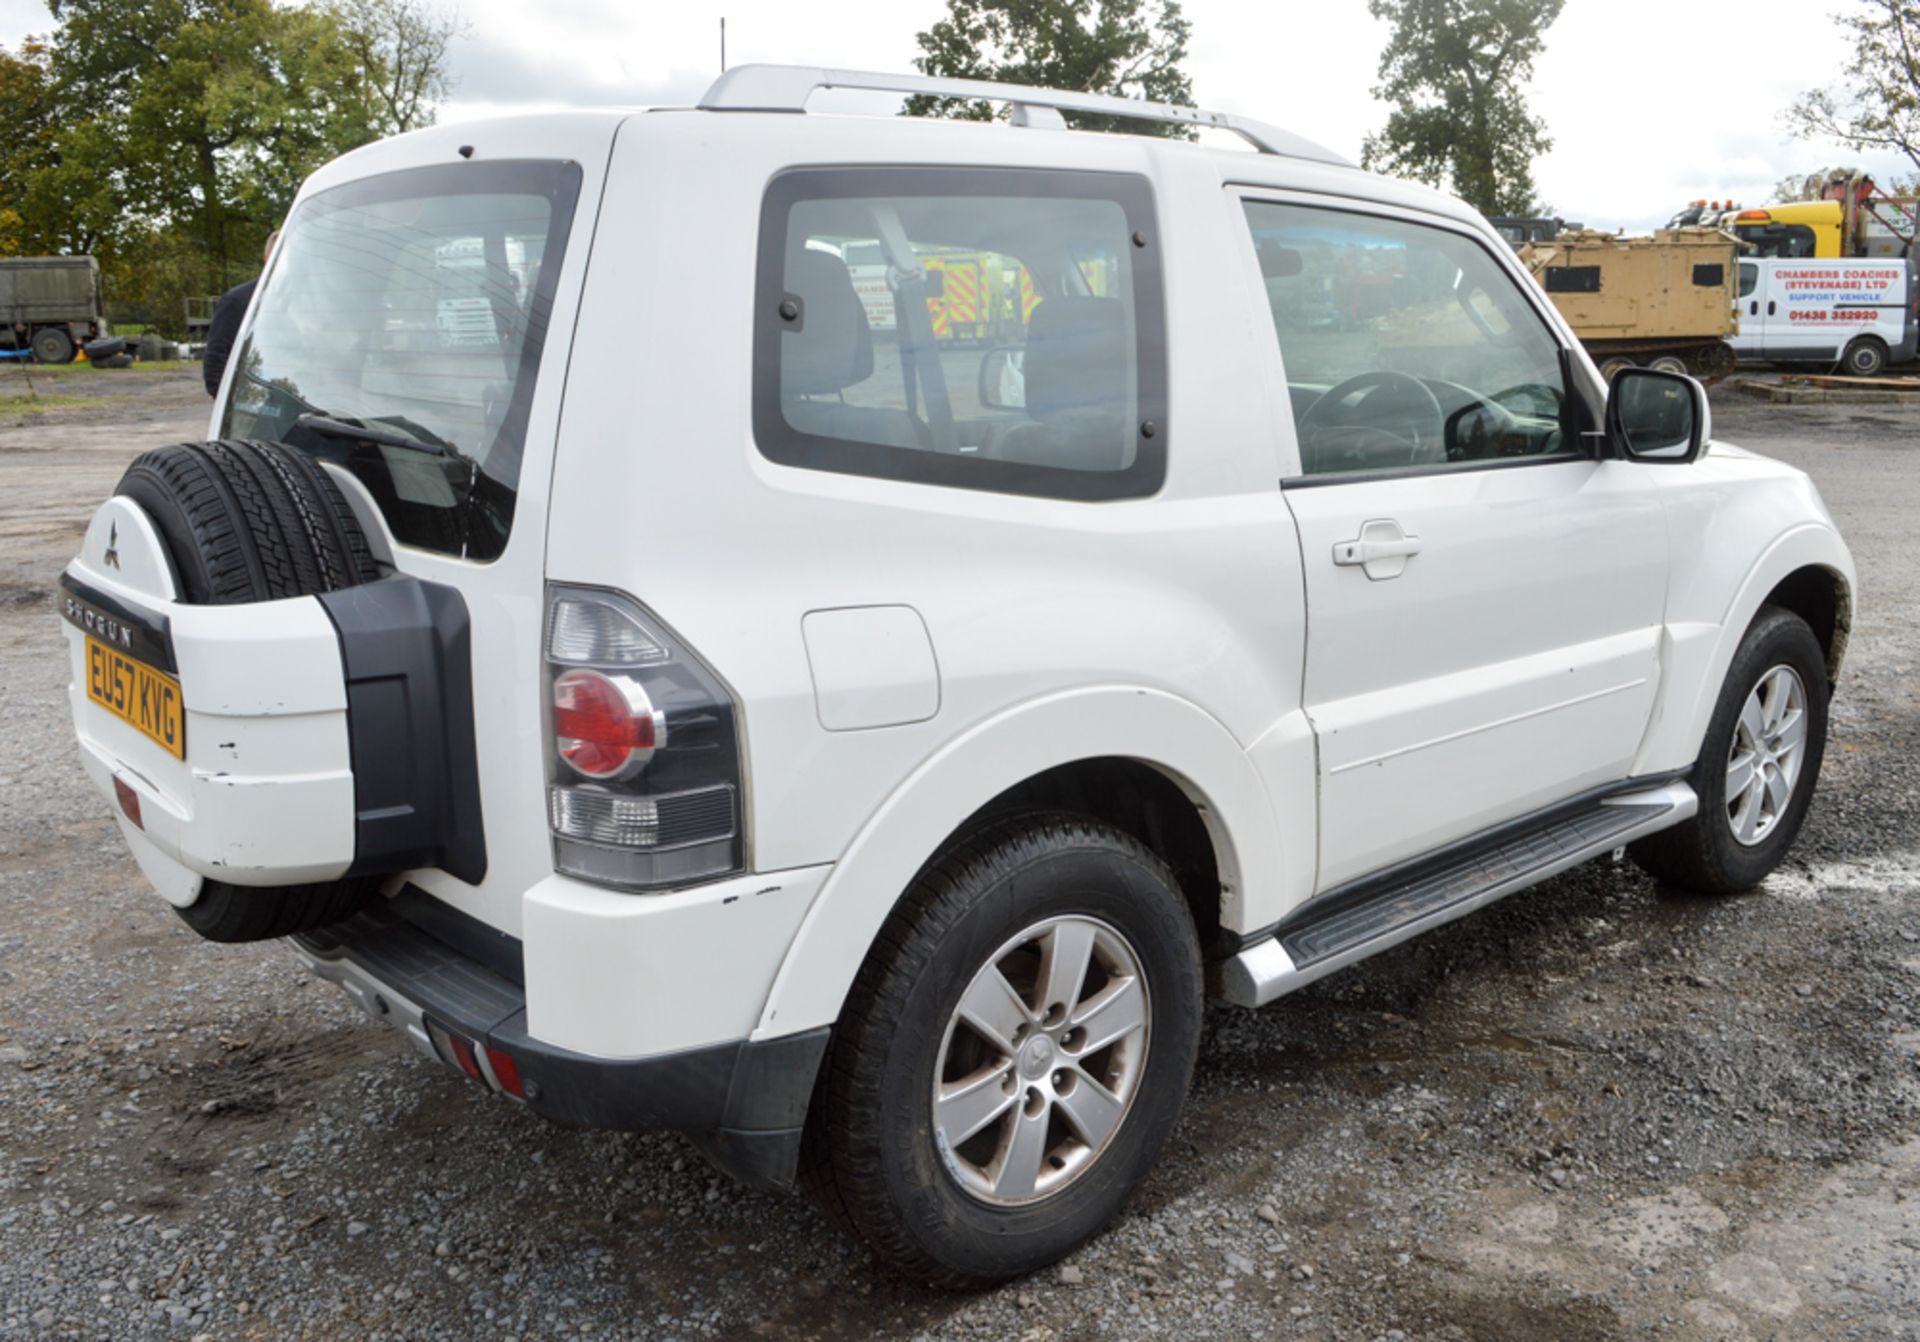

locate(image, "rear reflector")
[[112, 776, 142, 829], [484, 1046, 525, 1099], [444, 1032, 484, 1083]]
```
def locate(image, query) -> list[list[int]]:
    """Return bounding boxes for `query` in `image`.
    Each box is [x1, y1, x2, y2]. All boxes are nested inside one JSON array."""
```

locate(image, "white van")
[[1731, 255, 1918, 375]]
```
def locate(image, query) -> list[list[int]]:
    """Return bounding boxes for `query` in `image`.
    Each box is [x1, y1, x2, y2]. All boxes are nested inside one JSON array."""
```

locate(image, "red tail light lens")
[[553, 669, 660, 779]]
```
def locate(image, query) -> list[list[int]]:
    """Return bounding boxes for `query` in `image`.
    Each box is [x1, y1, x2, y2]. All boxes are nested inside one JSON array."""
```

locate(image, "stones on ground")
[[346, 1220, 369, 1238], [1057, 1264, 1084, 1285], [1256, 1203, 1281, 1225]]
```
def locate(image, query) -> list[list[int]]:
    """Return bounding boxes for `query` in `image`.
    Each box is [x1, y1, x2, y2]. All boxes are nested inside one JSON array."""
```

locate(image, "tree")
[[1790, 0, 1920, 180], [1360, 0, 1564, 217], [906, 0, 1194, 136], [45, 0, 393, 288], [0, 39, 64, 255], [329, 0, 468, 135]]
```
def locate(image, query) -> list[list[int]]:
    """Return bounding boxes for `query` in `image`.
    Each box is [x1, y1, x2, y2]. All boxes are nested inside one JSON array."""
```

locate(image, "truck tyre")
[[1841, 336, 1888, 377], [30, 326, 74, 365], [1630, 607, 1829, 894], [802, 814, 1202, 1284], [95, 352, 133, 370], [84, 336, 127, 362], [114, 441, 382, 941]]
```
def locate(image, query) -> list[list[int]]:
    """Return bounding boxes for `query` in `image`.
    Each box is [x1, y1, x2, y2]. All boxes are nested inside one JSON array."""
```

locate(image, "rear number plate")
[[85, 636, 184, 759]]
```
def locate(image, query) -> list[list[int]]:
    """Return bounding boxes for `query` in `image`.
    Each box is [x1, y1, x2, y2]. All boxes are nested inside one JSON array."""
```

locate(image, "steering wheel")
[[1296, 371, 1447, 474]]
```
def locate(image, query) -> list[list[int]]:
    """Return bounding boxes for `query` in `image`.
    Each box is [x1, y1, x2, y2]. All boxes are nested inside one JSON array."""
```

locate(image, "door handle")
[[1749, 300, 1759, 316], [1333, 519, 1422, 580], [1767, 300, 1777, 316]]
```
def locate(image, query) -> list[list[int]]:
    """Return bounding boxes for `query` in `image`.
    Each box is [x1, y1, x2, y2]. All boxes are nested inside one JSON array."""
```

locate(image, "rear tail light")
[[544, 587, 743, 890]]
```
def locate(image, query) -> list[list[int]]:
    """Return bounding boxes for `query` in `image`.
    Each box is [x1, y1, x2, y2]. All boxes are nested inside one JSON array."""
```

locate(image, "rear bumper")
[[292, 898, 829, 1191]]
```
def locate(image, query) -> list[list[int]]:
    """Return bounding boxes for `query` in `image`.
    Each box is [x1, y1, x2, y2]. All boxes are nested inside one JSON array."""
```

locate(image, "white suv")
[[59, 66, 1854, 1282]]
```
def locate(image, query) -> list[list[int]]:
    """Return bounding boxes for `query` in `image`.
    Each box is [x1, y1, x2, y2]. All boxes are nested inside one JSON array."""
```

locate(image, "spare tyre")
[[114, 440, 383, 941], [84, 335, 127, 362], [94, 352, 133, 369]]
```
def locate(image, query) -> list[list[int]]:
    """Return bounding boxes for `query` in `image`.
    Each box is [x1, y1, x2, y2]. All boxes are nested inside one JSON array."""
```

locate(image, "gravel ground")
[[0, 372, 1916, 1341]]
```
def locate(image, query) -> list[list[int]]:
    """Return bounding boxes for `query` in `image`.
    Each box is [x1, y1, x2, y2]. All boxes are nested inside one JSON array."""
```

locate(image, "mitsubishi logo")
[[103, 521, 120, 571]]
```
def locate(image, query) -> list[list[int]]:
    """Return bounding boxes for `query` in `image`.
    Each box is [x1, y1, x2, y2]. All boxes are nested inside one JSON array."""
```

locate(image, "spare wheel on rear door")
[[115, 439, 383, 941]]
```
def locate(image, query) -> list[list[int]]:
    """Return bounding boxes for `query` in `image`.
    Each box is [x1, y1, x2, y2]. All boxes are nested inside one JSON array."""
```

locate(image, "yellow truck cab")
[[1729, 203, 1844, 259]]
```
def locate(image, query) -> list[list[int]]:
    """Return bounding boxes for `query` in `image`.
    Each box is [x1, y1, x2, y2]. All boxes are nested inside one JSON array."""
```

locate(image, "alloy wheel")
[[931, 915, 1150, 1205], [1725, 663, 1809, 847]]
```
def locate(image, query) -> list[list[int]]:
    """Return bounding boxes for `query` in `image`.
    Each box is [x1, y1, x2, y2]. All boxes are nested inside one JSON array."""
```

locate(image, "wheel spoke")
[[1070, 974, 1146, 1055], [1739, 693, 1767, 747], [1760, 671, 1788, 731], [936, 1064, 1017, 1147], [1765, 766, 1793, 815], [990, 1104, 1051, 1199], [1736, 776, 1766, 843], [1773, 707, 1807, 756], [1056, 1073, 1125, 1148], [1038, 920, 1097, 1019], [958, 965, 1033, 1054], [1725, 750, 1756, 801]]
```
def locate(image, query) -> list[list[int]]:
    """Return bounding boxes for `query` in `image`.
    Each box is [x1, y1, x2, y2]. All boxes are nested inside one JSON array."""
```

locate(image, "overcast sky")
[[3, 0, 1906, 231]]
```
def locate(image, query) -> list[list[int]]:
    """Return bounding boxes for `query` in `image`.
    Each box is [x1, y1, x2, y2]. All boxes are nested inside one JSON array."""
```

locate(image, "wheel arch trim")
[[1635, 522, 1855, 777], [748, 685, 1287, 1040]]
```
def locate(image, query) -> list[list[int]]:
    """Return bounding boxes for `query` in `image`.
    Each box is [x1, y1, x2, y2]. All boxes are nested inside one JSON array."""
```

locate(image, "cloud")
[[5, 0, 1911, 237], [449, 36, 709, 108]]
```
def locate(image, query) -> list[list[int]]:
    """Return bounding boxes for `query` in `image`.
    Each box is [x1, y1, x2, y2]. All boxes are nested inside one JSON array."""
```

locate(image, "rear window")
[[753, 167, 1166, 501], [221, 160, 582, 561]]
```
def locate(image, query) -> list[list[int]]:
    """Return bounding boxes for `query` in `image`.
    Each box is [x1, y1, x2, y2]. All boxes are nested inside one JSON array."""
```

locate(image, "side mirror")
[[978, 345, 1025, 410], [1606, 367, 1709, 463]]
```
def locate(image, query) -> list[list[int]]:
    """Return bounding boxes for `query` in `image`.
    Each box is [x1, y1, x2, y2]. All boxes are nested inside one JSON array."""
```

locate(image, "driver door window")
[[1242, 201, 1575, 477]]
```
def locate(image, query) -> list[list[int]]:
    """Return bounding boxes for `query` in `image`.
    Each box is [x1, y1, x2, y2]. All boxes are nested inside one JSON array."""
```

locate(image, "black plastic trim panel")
[[58, 572, 177, 673], [319, 577, 486, 885], [389, 883, 523, 986], [294, 901, 831, 1192]]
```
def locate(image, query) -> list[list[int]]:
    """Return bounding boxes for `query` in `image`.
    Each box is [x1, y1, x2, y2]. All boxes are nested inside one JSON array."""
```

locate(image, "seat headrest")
[[782, 249, 874, 396], [1022, 297, 1129, 424]]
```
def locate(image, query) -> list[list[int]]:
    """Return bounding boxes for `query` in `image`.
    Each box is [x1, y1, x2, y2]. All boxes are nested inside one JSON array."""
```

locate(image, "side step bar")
[[1216, 781, 1697, 1008]]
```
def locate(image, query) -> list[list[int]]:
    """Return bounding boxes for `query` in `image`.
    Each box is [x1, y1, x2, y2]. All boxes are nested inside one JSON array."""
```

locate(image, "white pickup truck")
[[60, 66, 1854, 1283]]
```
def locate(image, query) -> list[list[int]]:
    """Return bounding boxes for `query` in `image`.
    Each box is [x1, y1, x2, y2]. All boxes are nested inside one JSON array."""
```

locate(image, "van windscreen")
[[220, 160, 582, 561]]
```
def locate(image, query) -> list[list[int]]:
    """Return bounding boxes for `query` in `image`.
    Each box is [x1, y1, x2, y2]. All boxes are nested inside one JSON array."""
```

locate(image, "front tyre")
[[805, 815, 1202, 1284], [1631, 607, 1830, 893]]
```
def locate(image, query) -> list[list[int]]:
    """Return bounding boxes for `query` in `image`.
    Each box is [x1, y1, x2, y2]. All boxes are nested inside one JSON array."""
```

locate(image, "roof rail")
[[696, 64, 1351, 167]]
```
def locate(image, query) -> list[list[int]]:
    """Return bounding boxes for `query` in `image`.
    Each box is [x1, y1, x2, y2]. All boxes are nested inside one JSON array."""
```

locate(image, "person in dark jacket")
[[202, 230, 278, 396]]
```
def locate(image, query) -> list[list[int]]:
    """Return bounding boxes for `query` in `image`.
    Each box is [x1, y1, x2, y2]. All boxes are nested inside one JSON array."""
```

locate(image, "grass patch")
[[11, 358, 198, 378], [0, 392, 102, 415]]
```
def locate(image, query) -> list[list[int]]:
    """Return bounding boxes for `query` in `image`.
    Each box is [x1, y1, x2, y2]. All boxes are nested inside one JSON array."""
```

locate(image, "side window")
[[1739, 262, 1759, 298], [1242, 201, 1576, 478], [754, 168, 1166, 501]]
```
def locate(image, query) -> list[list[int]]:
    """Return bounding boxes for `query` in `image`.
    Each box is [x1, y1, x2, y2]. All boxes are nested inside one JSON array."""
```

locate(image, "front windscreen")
[[221, 160, 582, 561]]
